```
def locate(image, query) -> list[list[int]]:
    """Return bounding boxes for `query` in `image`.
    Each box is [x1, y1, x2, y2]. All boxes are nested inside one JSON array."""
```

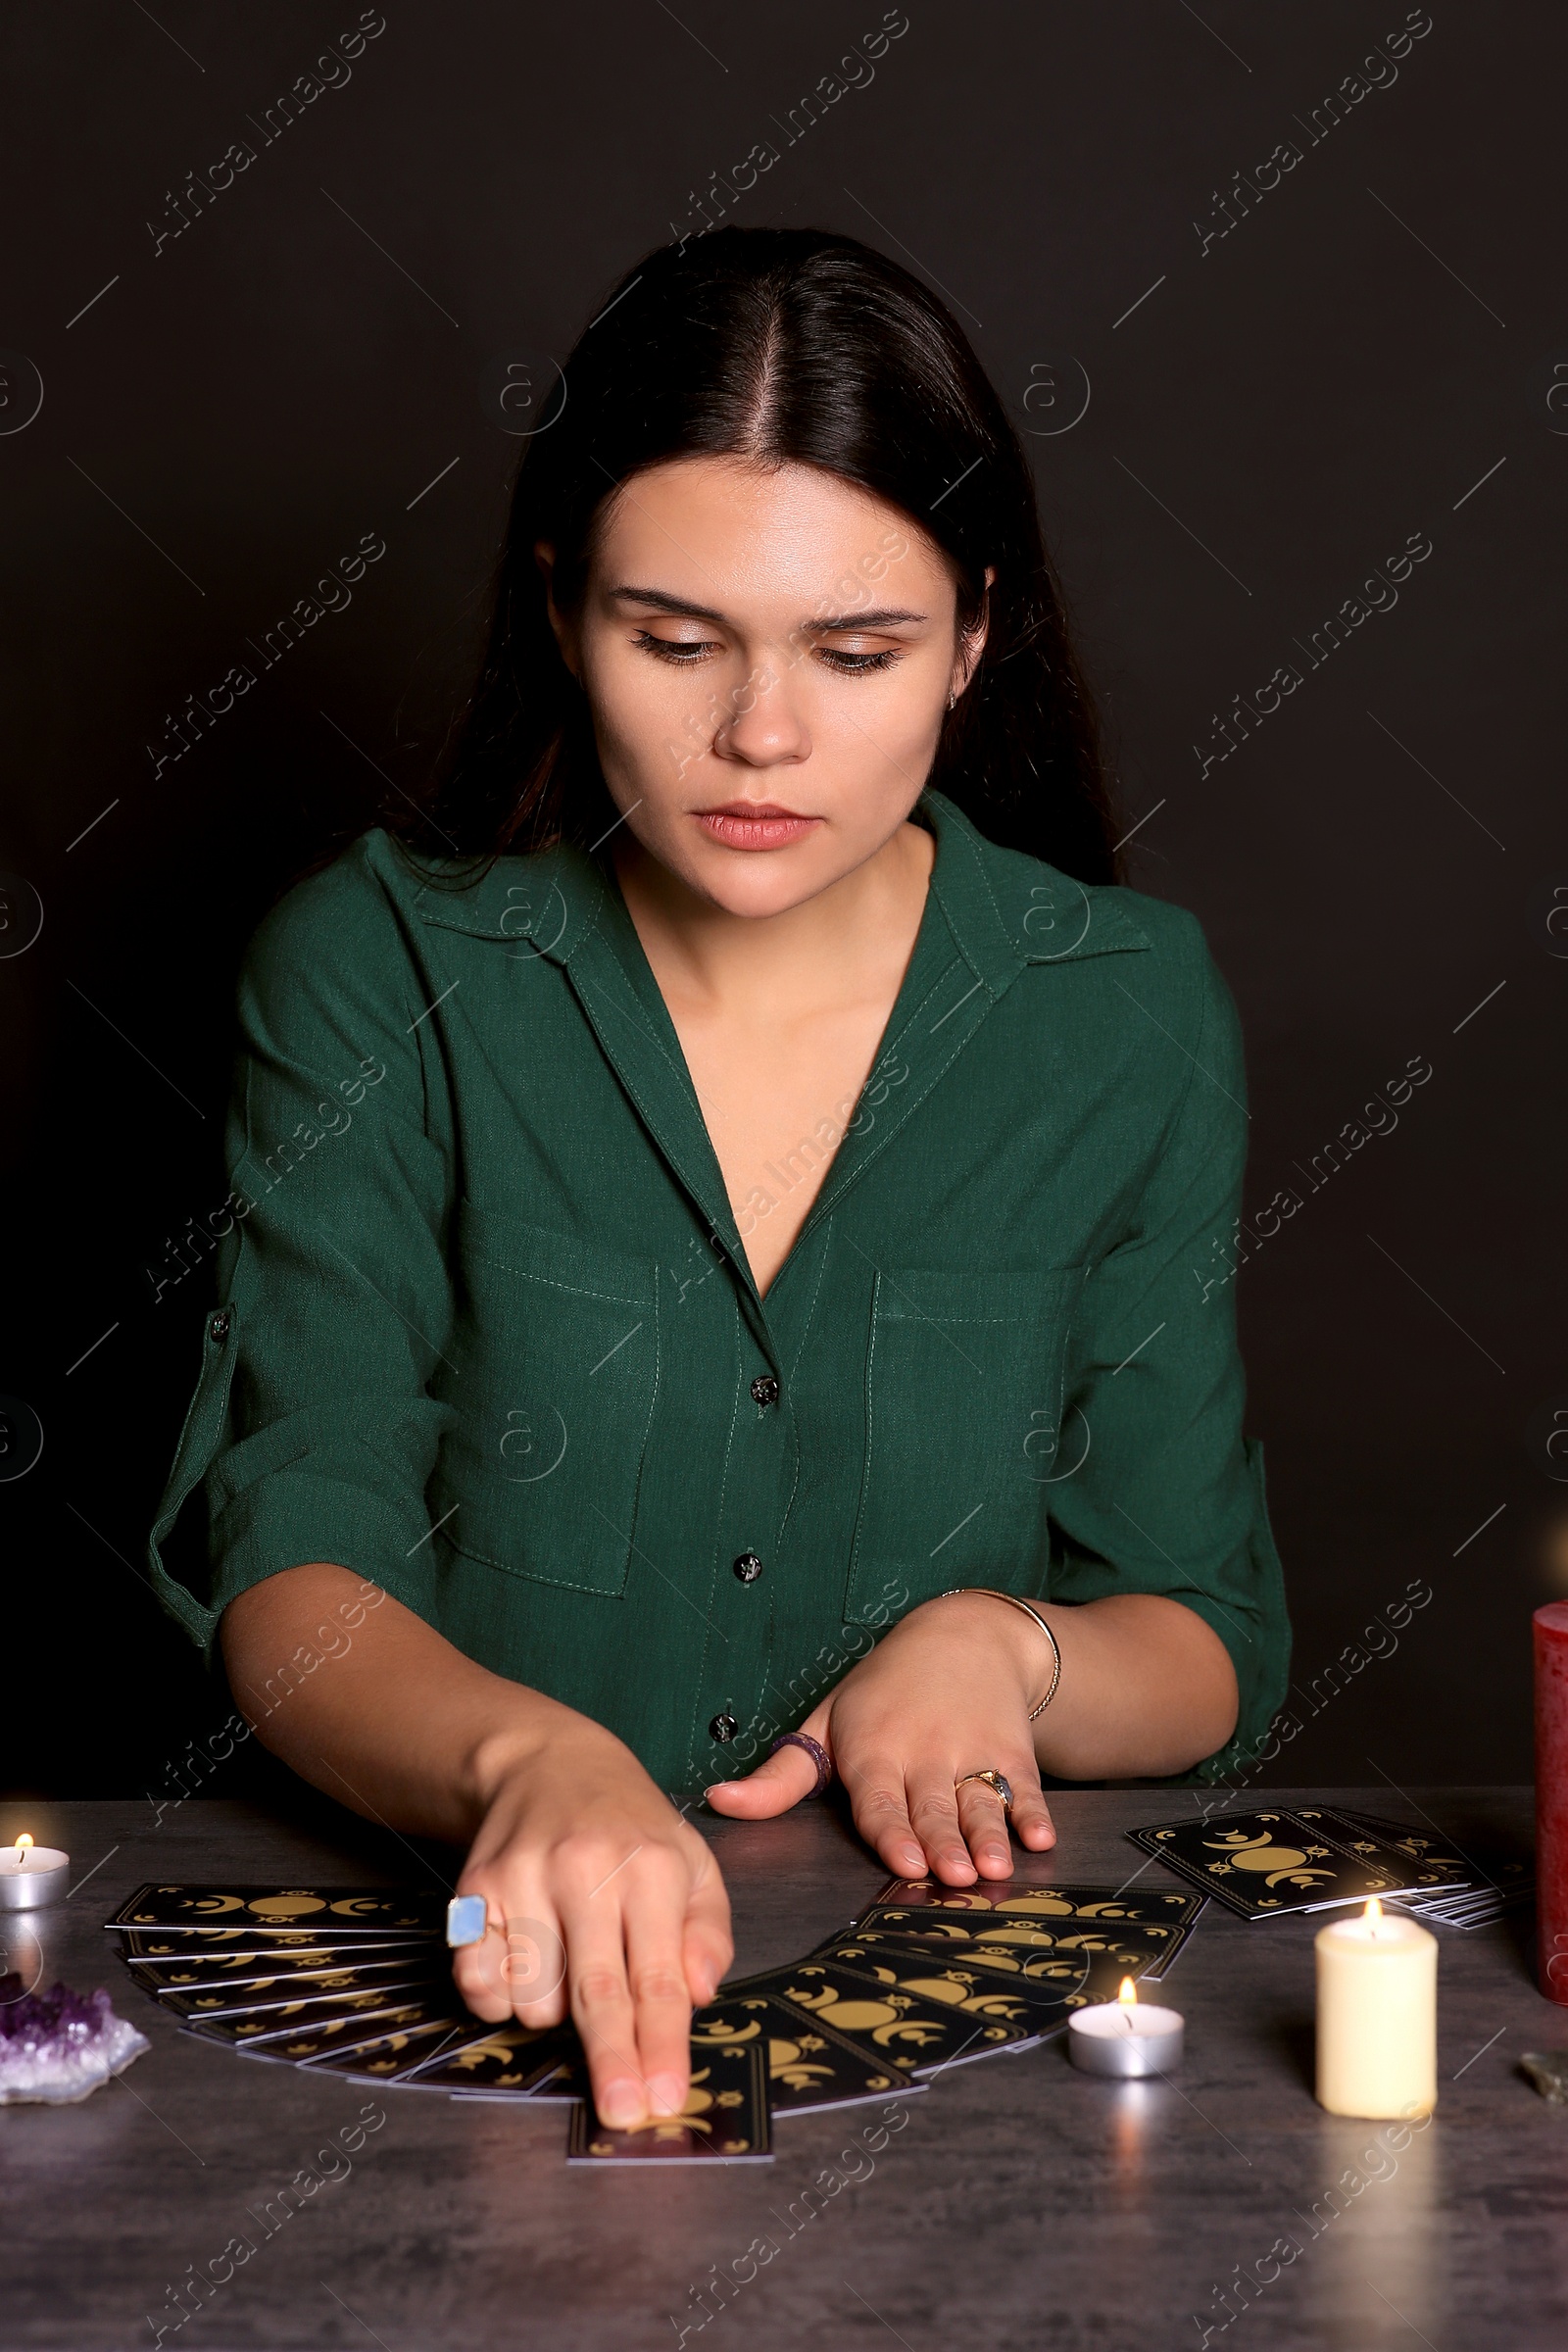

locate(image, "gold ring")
[[955, 1769, 1014, 1811]]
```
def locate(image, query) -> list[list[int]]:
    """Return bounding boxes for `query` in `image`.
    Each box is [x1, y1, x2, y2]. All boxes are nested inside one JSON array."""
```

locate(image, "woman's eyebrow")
[[608, 583, 927, 630], [802, 607, 927, 632], [609, 583, 727, 622]]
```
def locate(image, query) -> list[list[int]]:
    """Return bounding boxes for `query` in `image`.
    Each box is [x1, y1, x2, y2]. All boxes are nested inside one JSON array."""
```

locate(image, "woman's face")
[[542, 456, 987, 916]]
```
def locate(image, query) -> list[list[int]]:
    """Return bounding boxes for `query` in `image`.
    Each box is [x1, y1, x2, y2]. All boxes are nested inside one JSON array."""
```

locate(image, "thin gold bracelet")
[[939, 1586, 1062, 1720]]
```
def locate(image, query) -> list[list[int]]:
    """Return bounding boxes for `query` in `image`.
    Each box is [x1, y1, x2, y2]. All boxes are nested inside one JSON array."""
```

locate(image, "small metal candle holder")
[[0, 1837, 71, 1912], [1067, 1983, 1184, 2079]]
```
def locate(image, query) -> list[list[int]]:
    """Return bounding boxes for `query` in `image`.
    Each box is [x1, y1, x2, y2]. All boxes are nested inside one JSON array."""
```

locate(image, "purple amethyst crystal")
[[0, 1974, 151, 2103]]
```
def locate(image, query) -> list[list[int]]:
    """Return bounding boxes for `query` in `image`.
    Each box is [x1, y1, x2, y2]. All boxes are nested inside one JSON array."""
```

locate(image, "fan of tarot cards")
[[1127, 1803, 1534, 1928], [103, 1872, 1206, 2165]]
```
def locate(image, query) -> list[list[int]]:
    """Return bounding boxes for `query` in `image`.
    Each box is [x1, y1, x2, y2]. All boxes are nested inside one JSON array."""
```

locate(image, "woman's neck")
[[612, 816, 935, 1021], [611, 813, 937, 1294]]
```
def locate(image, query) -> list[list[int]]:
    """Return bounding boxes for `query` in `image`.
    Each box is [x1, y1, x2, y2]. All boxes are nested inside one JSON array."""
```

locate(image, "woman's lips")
[[694, 804, 820, 851]]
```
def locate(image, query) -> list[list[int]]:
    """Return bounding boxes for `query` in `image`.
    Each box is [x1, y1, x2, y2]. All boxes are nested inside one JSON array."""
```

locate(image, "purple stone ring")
[[769, 1731, 833, 1797]]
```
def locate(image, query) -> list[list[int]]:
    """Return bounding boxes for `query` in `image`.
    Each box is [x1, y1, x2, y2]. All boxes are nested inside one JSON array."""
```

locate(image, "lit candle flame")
[[13, 1835, 32, 1863], [1364, 1896, 1383, 1935], [1117, 1977, 1138, 2006]]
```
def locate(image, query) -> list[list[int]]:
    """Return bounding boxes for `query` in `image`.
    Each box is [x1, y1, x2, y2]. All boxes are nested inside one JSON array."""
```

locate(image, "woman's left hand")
[[703, 1591, 1056, 1884]]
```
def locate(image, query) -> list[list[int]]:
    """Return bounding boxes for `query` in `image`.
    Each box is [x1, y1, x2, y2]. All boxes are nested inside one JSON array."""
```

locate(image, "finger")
[[954, 1776, 1015, 1878], [905, 1769, 979, 1886], [703, 1739, 819, 1818], [1008, 1780, 1056, 1852], [681, 1847, 734, 2007], [838, 1755, 928, 1882], [450, 1885, 538, 2024], [450, 1898, 513, 2023], [622, 1855, 700, 2121], [500, 1909, 570, 2029], [561, 1883, 649, 2131]]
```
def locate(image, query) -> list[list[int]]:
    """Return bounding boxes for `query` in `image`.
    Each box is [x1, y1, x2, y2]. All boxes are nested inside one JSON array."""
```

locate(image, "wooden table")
[[2, 1788, 1559, 2350]]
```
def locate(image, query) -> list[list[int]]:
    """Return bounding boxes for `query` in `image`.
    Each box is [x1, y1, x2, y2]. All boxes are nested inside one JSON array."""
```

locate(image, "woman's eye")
[[817, 647, 900, 673], [630, 630, 898, 673], [632, 629, 718, 663]]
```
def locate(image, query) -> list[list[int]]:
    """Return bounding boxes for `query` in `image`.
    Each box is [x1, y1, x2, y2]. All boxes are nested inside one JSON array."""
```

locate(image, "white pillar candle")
[[0, 1834, 71, 1911], [1315, 1898, 1437, 2119]]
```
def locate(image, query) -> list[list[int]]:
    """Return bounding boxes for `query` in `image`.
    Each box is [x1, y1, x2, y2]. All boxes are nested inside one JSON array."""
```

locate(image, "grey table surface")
[[0, 1787, 1559, 2352]]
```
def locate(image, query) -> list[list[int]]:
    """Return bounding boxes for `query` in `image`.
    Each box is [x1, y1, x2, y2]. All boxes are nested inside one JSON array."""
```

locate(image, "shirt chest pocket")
[[844, 1263, 1089, 1626], [429, 1201, 660, 1597]]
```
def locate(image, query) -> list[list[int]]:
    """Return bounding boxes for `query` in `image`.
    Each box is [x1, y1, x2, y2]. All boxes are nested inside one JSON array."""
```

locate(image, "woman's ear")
[[535, 540, 579, 679], [950, 563, 995, 705]]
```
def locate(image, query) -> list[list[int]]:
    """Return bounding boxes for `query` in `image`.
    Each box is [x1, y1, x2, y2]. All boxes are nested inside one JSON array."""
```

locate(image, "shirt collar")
[[407, 834, 608, 959], [919, 786, 1152, 976], [404, 790, 1150, 1323]]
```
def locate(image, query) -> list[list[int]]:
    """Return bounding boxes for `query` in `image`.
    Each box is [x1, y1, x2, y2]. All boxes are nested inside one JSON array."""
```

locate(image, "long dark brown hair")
[[398, 226, 1119, 884]]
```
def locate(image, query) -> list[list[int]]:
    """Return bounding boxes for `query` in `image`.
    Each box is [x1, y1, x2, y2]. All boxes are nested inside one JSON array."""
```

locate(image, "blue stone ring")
[[446, 1893, 490, 1948]]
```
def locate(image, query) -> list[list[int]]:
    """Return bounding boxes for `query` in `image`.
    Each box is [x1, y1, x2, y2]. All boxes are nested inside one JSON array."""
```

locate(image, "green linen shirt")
[[146, 786, 1290, 1794]]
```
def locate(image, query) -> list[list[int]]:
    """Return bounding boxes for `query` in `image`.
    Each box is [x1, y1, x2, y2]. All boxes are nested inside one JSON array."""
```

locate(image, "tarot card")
[[287, 2018, 471, 2076], [188, 1988, 456, 2055], [471, 1993, 925, 2120], [866, 1880, 1206, 1929], [852, 1903, 1204, 1984], [104, 1885, 444, 1936], [1132, 1917, 1203, 1982], [467, 2065, 584, 2104], [733, 1956, 1040, 2075], [119, 1931, 434, 1969], [818, 1921, 1177, 1990], [692, 1991, 927, 2115], [1397, 1855, 1533, 1927], [319, 2018, 566, 2088], [392, 2018, 575, 2093], [848, 1907, 1183, 1963], [1128, 1811, 1406, 1918], [565, 2036, 770, 2163], [1308, 1809, 1475, 1886], [123, 1947, 437, 1995], [808, 1935, 1171, 2025], [152, 1956, 448, 2021]]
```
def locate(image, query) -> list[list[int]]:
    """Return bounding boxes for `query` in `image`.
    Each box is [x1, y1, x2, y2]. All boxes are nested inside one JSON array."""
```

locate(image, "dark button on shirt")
[[732, 1552, 764, 1585], [143, 787, 1290, 1796], [709, 1712, 738, 1744], [750, 1375, 780, 1408]]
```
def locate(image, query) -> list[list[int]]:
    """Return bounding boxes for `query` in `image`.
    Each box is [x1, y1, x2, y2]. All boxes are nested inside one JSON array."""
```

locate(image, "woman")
[[148, 227, 1289, 2132]]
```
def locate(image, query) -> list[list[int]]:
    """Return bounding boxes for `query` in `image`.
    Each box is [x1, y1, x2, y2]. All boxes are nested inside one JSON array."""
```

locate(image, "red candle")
[[1534, 1602, 1568, 2002]]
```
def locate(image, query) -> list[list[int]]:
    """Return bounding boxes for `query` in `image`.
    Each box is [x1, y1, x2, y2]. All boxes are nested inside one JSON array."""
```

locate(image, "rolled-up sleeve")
[[146, 849, 455, 1659], [1046, 923, 1291, 1781]]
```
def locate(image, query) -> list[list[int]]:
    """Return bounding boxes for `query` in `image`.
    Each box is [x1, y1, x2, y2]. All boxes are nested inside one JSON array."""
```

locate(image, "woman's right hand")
[[449, 1705, 733, 2131]]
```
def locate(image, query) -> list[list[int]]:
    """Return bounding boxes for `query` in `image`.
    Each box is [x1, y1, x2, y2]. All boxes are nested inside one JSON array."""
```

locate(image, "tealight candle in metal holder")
[[1067, 1978, 1184, 2078], [0, 1835, 71, 1912]]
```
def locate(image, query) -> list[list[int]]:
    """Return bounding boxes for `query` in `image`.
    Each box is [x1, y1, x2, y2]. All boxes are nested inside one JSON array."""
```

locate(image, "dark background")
[[1, 2, 1561, 1812]]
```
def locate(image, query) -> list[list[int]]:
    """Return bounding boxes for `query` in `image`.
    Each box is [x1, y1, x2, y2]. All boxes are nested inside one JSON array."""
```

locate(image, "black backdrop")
[[2, 3, 1561, 1811]]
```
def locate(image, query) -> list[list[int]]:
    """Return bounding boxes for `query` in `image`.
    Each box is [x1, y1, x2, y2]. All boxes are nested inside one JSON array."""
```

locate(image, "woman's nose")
[[710, 662, 809, 767]]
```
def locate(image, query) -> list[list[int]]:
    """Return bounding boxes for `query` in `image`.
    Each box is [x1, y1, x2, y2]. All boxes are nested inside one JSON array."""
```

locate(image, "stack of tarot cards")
[[1319, 1808, 1534, 1929], [106, 1872, 1207, 2166], [1128, 1804, 1533, 1928]]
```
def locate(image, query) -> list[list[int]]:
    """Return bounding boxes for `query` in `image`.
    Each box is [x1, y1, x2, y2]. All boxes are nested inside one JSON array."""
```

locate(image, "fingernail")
[[648, 2072, 687, 2118], [600, 2080, 644, 2128]]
